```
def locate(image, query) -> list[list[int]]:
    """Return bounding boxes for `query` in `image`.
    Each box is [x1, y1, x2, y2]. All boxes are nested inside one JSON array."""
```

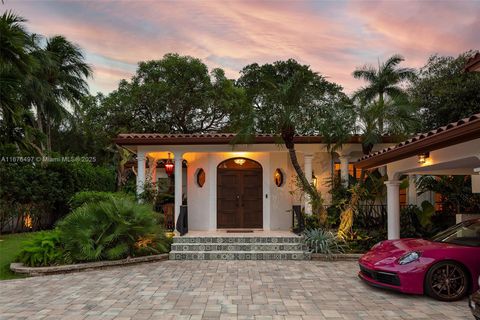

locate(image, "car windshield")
[[430, 220, 480, 247]]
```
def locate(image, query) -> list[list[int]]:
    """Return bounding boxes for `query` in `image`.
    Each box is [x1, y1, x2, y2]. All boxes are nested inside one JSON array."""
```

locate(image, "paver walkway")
[[0, 260, 471, 319]]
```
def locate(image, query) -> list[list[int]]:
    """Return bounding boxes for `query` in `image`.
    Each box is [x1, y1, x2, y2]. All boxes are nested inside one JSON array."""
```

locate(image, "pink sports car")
[[359, 219, 480, 301]]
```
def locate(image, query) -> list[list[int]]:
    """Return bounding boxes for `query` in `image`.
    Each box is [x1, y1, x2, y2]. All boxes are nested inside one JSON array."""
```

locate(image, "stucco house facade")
[[114, 133, 393, 232]]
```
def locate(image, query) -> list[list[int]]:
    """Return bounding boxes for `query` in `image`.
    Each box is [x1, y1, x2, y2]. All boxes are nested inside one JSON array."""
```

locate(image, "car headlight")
[[398, 251, 420, 265]]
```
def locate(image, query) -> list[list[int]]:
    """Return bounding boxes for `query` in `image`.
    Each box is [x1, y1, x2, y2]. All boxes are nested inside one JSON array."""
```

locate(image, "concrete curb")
[[311, 253, 363, 261], [10, 253, 169, 276]]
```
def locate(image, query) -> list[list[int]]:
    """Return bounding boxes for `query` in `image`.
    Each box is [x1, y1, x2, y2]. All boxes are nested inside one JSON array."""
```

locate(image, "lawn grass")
[[0, 232, 37, 280]]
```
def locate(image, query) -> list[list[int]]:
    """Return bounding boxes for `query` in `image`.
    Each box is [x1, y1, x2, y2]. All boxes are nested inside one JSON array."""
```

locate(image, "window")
[[334, 163, 362, 179], [196, 168, 205, 187]]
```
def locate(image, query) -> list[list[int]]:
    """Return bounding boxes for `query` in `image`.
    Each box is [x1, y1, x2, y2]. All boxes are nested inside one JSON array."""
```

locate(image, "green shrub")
[[303, 228, 346, 255], [0, 159, 116, 231], [16, 231, 66, 267], [57, 197, 169, 262], [69, 191, 133, 210], [304, 214, 320, 230]]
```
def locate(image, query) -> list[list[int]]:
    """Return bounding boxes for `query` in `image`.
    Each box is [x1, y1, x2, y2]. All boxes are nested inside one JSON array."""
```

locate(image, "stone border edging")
[[10, 253, 169, 276], [311, 253, 363, 261]]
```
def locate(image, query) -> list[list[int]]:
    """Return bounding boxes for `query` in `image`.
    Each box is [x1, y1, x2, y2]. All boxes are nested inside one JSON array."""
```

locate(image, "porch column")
[[407, 174, 417, 205], [136, 150, 146, 198], [304, 154, 313, 215], [147, 155, 157, 186], [339, 155, 350, 187], [174, 152, 184, 228], [385, 180, 401, 240]]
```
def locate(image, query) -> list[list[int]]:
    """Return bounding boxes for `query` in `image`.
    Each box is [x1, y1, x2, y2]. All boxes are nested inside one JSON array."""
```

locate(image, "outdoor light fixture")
[[312, 171, 318, 187], [234, 158, 246, 166], [164, 153, 174, 176], [418, 152, 430, 164]]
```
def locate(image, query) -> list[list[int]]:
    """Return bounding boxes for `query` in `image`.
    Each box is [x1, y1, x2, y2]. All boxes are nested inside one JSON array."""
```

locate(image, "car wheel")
[[425, 261, 469, 301]]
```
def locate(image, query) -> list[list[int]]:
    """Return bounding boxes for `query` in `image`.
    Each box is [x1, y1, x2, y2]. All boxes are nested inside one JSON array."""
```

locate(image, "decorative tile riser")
[[169, 251, 311, 260], [171, 243, 306, 252], [173, 236, 303, 244]]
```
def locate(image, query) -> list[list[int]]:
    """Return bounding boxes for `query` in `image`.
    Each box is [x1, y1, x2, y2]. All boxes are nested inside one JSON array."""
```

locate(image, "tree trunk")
[[36, 104, 45, 152], [46, 114, 52, 152], [378, 92, 384, 134]]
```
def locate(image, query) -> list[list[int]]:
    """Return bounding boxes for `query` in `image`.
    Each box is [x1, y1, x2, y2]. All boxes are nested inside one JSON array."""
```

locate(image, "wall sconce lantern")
[[274, 168, 284, 187], [164, 153, 174, 176], [418, 152, 430, 164], [312, 171, 318, 187]]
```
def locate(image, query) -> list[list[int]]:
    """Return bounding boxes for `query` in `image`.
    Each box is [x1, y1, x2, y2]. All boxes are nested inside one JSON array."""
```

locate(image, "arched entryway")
[[217, 158, 263, 229]]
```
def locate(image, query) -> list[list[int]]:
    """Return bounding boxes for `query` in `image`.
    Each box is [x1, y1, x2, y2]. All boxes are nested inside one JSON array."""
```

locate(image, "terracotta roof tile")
[[356, 113, 480, 167]]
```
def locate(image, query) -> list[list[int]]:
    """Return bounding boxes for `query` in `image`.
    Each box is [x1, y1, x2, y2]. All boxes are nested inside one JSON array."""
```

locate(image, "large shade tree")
[[237, 59, 350, 229], [100, 53, 246, 134], [410, 51, 480, 131], [353, 54, 416, 136]]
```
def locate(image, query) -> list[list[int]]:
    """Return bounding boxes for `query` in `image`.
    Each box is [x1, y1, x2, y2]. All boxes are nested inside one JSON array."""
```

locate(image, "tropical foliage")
[[16, 230, 64, 267], [237, 59, 350, 230], [303, 228, 346, 255], [411, 51, 480, 131], [56, 197, 169, 262]]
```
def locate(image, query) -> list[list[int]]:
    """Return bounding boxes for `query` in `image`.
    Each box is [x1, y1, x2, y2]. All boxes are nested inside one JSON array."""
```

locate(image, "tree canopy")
[[100, 53, 246, 134], [410, 51, 480, 131]]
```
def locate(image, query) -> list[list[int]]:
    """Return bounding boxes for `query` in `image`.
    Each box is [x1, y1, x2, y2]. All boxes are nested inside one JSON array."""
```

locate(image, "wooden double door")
[[217, 168, 263, 229]]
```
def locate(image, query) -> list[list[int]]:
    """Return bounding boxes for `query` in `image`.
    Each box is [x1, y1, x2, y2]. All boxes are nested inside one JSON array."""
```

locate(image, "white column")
[[407, 174, 417, 205], [174, 152, 184, 228], [304, 154, 313, 215], [136, 150, 146, 198], [339, 155, 350, 187], [385, 180, 401, 240]]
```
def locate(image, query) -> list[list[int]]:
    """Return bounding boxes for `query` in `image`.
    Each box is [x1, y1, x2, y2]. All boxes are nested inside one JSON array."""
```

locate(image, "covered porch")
[[114, 133, 392, 233], [356, 113, 480, 239]]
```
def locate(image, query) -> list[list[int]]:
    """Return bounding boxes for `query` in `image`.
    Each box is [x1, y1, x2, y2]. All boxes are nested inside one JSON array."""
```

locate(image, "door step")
[[169, 251, 311, 260], [226, 229, 254, 233], [169, 235, 311, 260]]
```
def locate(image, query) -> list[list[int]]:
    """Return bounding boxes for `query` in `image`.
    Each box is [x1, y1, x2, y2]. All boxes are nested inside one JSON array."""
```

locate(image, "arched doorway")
[[217, 158, 263, 229]]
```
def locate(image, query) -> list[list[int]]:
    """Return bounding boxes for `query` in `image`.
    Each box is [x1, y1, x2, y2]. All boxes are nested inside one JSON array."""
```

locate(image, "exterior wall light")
[[234, 158, 246, 166], [164, 152, 174, 176], [312, 171, 318, 187], [418, 152, 430, 164]]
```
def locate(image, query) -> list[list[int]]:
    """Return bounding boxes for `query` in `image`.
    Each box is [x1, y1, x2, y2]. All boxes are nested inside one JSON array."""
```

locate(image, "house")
[[114, 133, 394, 232], [356, 113, 480, 239]]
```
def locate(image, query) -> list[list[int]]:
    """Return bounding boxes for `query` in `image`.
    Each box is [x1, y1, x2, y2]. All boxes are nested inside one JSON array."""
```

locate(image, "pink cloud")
[[4, 0, 478, 95]]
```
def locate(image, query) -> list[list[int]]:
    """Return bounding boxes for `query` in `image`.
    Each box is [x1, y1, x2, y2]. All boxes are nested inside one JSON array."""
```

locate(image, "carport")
[[356, 113, 480, 239]]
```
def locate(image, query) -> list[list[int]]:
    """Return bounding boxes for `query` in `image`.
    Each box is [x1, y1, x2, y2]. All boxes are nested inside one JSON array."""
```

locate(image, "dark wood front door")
[[217, 164, 263, 229]]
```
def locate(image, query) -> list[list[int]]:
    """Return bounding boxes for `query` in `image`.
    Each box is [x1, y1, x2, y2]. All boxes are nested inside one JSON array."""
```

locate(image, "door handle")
[[236, 194, 240, 207]]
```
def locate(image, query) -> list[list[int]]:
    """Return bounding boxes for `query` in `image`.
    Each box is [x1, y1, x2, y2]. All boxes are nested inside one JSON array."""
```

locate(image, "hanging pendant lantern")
[[164, 153, 174, 176]]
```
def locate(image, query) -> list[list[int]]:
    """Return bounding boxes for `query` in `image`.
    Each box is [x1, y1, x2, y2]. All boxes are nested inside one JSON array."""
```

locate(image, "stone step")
[[169, 251, 311, 260], [171, 243, 306, 252], [172, 236, 303, 244]]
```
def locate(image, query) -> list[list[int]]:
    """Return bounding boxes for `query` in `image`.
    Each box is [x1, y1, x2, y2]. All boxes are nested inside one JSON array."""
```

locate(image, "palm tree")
[[0, 11, 37, 147], [26, 36, 92, 152], [237, 60, 347, 230], [353, 54, 416, 134]]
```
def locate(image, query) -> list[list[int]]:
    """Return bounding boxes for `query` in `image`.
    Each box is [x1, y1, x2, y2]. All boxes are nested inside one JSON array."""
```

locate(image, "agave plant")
[[303, 228, 346, 255], [57, 197, 169, 262]]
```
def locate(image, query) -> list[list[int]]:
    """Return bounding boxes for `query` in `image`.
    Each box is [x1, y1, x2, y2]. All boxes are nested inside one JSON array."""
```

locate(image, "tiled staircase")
[[169, 234, 311, 260]]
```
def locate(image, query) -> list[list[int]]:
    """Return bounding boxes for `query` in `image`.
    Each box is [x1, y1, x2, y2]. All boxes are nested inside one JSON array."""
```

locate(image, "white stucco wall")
[[269, 152, 293, 230]]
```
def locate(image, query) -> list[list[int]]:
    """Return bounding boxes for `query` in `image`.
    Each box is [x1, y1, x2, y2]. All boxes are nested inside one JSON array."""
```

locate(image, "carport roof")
[[356, 113, 480, 169]]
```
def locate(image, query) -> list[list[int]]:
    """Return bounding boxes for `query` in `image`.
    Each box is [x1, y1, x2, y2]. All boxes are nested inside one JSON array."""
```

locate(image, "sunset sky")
[[4, 0, 479, 94]]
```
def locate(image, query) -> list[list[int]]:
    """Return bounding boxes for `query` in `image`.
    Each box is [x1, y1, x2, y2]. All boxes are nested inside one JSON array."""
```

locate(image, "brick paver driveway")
[[0, 260, 471, 319]]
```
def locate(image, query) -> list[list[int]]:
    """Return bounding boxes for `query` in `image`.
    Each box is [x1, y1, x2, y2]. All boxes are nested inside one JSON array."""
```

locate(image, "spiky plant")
[[303, 228, 346, 255], [57, 197, 169, 262]]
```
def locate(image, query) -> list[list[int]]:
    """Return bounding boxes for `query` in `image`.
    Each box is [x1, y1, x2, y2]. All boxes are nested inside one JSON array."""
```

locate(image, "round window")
[[196, 168, 206, 187], [274, 168, 284, 187]]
